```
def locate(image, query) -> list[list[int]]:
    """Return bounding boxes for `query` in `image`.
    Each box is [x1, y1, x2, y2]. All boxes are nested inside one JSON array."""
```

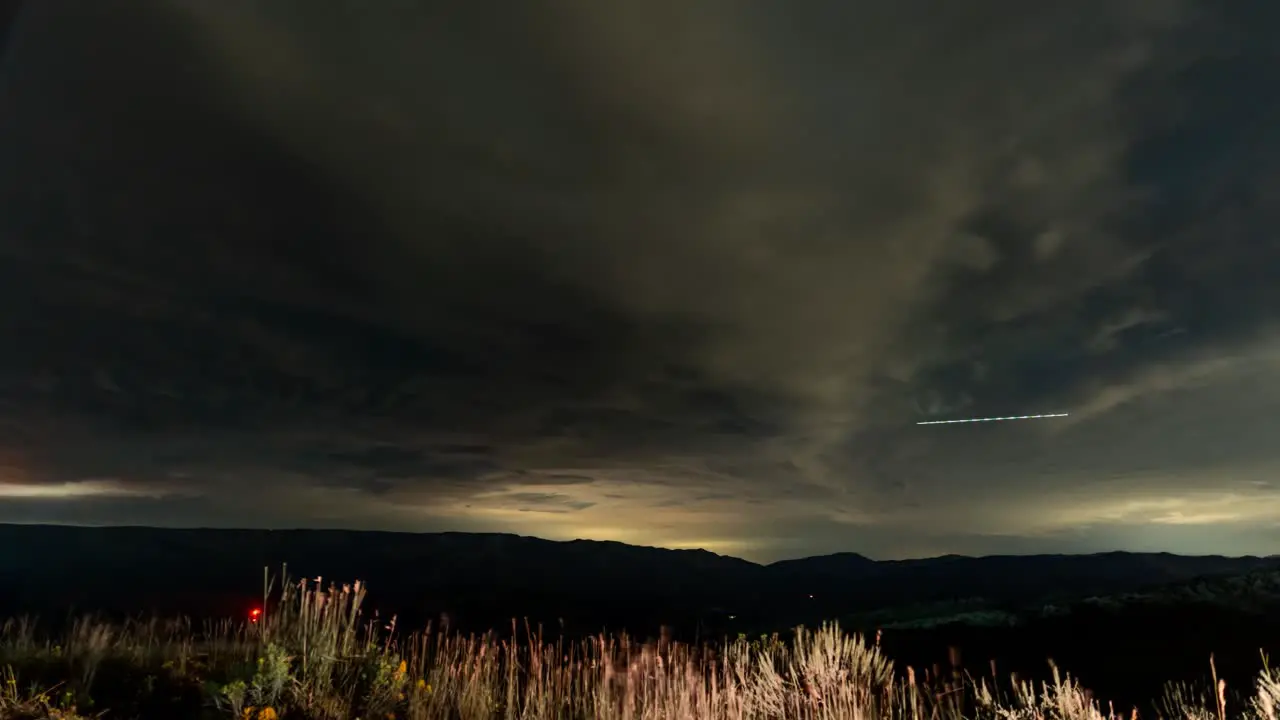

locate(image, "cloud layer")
[[1, 0, 1279, 560]]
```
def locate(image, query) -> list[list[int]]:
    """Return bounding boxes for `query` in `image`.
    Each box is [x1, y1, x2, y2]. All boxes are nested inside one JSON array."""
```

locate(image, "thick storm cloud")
[[1, 0, 1278, 561]]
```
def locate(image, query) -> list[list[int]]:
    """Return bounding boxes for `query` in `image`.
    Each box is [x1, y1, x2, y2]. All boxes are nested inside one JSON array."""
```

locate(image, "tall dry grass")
[[1, 568, 1279, 719]]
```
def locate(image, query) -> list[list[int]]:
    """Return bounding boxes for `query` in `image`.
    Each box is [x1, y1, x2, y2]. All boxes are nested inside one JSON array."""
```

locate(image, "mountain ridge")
[[3, 523, 1277, 638], [5, 522, 1272, 567]]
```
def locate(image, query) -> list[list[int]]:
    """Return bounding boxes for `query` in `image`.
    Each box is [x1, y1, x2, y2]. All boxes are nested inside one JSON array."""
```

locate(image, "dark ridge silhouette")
[[2, 524, 1276, 632]]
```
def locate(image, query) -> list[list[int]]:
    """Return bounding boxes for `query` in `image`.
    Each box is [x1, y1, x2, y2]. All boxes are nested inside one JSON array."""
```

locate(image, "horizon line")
[[1, 521, 1273, 565]]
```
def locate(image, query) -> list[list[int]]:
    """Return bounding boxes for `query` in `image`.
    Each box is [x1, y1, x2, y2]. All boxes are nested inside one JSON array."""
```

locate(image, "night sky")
[[1, 1, 1279, 562]]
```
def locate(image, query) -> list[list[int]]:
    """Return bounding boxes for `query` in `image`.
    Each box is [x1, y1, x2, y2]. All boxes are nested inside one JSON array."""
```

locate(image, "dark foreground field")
[[5, 526, 1280, 718], [2, 574, 1280, 720]]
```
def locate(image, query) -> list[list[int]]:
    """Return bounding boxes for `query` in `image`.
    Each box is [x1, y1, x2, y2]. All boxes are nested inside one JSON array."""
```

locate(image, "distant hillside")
[[768, 549, 1277, 605], [1072, 566, 1280, 615], [1, 524, 1276, 637]]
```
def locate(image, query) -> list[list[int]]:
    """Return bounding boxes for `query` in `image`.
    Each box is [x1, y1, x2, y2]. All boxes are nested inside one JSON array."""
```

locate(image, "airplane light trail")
[[916, 413, 1069, 425]]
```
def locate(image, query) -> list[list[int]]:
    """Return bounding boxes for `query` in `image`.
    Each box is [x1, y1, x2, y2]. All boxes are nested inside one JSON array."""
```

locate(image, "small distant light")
[[728, 615, 736, 620], [250, 608, 262, 623], [808, 594, 814, 599]]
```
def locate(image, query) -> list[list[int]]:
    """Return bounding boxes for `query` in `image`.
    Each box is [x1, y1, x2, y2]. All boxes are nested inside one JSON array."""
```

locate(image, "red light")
[[250, 608, 262, 623]]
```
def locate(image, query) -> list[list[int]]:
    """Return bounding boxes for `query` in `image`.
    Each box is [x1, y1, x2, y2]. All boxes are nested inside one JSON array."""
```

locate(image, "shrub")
[[3, 568, 1280, 719]]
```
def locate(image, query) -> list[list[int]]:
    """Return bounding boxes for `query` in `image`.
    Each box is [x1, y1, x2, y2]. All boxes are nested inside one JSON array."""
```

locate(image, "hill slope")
[[1, 524, 1276, 636]]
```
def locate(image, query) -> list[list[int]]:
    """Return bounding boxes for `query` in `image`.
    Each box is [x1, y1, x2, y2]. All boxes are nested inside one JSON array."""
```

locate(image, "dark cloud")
[[0, 1, 21, 60], [1, 0, 1279, 560]]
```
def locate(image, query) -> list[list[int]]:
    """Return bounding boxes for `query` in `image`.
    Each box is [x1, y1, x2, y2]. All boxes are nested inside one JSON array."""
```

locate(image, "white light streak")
[[916, 412, 1069, 425]]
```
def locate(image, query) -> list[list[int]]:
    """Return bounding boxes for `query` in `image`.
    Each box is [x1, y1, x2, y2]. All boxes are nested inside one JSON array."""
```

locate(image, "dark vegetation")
[[3, 524, 1280, 718]]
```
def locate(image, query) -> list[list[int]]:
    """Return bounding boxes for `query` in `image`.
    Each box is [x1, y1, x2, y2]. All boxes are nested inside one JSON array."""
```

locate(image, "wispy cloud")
[[0, 479, 173, 500]]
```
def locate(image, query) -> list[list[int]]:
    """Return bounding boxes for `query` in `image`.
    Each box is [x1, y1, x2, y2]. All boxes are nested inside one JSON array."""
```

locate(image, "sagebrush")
[[0, 568, 1276, 719]]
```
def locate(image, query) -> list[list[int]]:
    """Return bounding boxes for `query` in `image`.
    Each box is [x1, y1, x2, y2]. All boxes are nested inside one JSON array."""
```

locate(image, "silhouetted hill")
[[1070, 565, 1280, 616], [3, 524, 1278, 642]]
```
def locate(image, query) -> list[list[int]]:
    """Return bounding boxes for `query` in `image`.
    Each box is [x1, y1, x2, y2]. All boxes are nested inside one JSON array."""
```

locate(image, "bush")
[[1, 568, 1277, 719]]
